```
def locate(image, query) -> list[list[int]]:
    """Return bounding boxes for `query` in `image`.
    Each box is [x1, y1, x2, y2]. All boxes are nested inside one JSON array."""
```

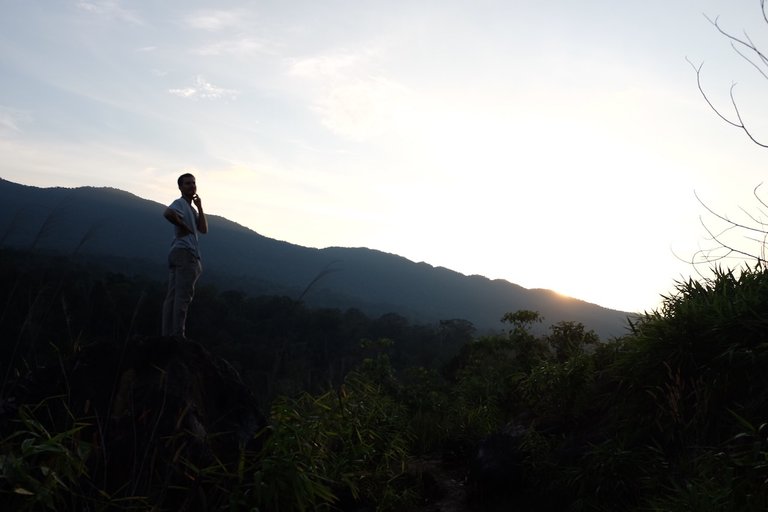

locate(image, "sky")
[[2, 0, 768, 313]]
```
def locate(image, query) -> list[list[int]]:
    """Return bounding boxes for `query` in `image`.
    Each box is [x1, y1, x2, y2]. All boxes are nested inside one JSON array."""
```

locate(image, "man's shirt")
[[168, 197, 201, 259]]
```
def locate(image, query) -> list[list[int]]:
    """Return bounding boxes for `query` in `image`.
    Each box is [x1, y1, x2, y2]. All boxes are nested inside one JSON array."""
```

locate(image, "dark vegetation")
[[0, 249, 476, 407], [3, 246, 768, 511], [6, 4, 768, 510]]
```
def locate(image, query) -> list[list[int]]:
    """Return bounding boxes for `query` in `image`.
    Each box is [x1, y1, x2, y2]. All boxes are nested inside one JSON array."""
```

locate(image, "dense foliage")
[[0, 250, 474, 406], [3, 249, 768, 510]]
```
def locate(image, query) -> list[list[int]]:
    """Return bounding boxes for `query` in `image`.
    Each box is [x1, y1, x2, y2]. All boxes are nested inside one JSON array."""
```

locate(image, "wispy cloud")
[[168, 76, 239, 100], [313, 77, 411, 140], [0, 107, 30, 136], [182, 8, 275, 57], [289, 53, 365, 79], [195, 37, 271, 57], [76, 0, 143, 24], [289, 49, 412, 140], [183, 9, 248, 31]]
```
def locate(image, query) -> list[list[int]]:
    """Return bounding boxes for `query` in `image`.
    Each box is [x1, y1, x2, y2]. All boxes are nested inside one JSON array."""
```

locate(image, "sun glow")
[[362, 90, 685, 313], [2, 1, 766, 315]]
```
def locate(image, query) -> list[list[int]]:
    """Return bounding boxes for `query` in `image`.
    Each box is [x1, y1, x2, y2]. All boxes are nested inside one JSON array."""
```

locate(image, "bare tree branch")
[[728, 84, 768, 148], [689, 10, 768, 147], [704, 14, 768, 68], [692, 190, 768, 268], [688, 6, 768, 269], [694, 190, 768, 234], [732, 42, 768, 80], [686, 58, 741, 128], [737, 205, 768, 228], [763, 0, 768, 25]]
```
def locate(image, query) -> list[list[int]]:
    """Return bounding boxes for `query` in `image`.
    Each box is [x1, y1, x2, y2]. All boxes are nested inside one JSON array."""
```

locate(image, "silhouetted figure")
[[161, 173, 208, 338]]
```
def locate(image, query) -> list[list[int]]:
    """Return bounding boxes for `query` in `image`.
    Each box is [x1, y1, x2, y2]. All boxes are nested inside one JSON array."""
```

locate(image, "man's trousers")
[[161, 248, 202, 338]]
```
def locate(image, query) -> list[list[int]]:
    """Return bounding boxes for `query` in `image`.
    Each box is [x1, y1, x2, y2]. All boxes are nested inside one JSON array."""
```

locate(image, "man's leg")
[[161, 254, 177, 336], [171, 249, 202, 338]]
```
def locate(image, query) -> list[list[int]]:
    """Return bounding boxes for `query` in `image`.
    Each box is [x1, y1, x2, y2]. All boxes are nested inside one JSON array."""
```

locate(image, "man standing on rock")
[[162, 172, 208, 338]]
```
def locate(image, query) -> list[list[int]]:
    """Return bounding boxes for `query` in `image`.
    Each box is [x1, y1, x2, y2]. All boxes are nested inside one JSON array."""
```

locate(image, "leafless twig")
[[690, 189, 768, 269], [687, 8, 768, 147]]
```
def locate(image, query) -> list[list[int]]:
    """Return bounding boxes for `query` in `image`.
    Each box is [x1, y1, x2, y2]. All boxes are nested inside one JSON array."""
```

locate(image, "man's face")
[[179, 177, 196, 198]]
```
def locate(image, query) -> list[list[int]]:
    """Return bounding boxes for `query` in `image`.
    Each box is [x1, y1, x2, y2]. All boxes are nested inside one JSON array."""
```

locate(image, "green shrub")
[[519, 352, 595, 420], [0, 402, 91, 511], [248, 367, 413, 511]]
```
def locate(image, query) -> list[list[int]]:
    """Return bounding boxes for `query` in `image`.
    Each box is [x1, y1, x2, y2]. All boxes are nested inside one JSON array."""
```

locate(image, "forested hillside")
[[0, 249, 476, 405]]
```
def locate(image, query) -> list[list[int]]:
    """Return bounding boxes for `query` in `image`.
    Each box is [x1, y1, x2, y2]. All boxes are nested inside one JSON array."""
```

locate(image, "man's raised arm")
[[193, 194, 208, 234]]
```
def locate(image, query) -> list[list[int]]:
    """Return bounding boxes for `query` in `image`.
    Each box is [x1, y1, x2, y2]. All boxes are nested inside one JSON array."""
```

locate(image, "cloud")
[[312, 77, 411, 140], [0, 107, 30, 136], [195, 37, 271, 57], [183, 9, 247, 31], [183, 8, 275, 57], [289, 49, 412, 140], [168, 76, 239, 100], [76, 0, 143, 24], [289, 53, 365, 79]]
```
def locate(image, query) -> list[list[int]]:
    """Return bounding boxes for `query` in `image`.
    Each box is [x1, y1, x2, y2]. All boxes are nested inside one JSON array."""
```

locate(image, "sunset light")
[[2, 0, 767, 313]]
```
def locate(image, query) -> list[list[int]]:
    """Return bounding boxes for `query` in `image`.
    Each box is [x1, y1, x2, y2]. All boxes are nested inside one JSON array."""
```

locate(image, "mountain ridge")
[[0, 177, 631, 337]]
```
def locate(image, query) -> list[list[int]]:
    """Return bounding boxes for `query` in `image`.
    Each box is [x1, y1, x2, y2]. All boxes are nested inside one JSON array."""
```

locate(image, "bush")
[[248, 366, 413, 511]]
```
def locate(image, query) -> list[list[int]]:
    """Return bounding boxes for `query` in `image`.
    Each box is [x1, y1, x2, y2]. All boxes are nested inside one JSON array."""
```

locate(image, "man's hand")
[[193, 194, 203, 211]]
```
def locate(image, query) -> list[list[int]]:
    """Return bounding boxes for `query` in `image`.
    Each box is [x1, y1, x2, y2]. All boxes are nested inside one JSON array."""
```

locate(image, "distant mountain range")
[[0, 178, 633, 337]]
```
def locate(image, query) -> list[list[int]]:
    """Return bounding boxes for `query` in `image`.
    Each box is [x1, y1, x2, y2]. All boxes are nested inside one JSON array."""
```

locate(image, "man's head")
[[177, 173, 196, 198]]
